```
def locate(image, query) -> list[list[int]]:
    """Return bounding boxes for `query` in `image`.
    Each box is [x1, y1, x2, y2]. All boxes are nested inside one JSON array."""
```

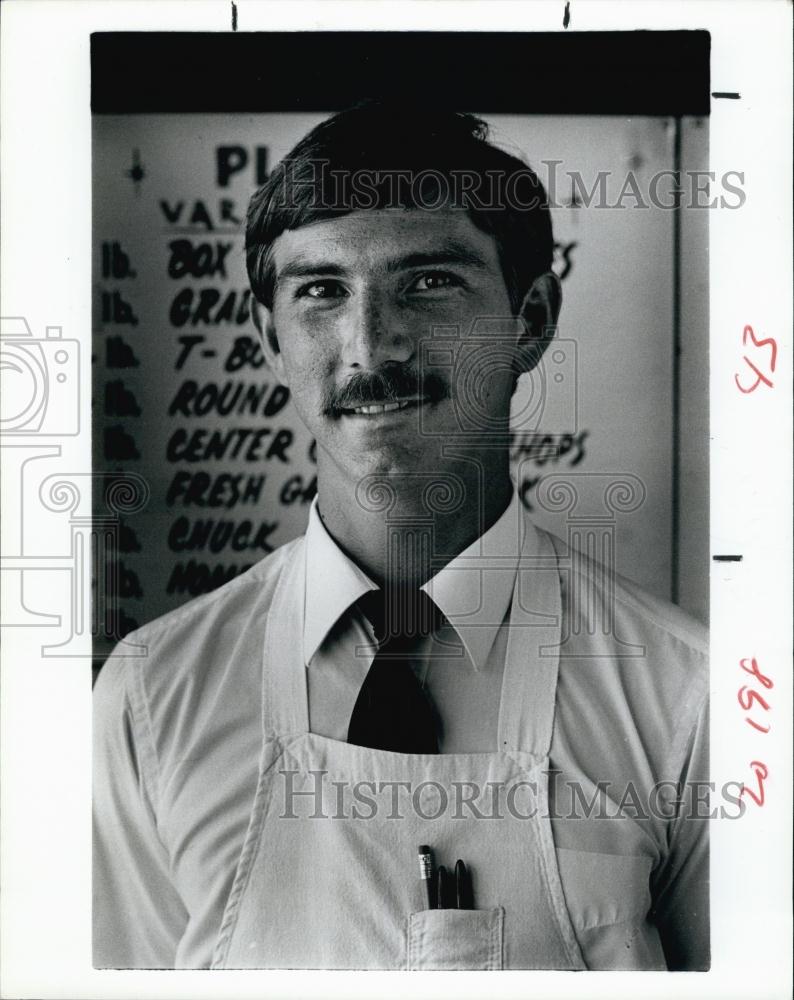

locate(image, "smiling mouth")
[[342, 397, 430, 417]]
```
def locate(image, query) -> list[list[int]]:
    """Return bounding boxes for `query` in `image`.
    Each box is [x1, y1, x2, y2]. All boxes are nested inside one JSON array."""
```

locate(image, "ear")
[[251, 297, 289, 384], [516, 271, 563, 373]]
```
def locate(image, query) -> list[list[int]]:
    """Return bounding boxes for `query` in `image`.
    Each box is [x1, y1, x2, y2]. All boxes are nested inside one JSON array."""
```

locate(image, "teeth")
[[352, 400, 414, 415]]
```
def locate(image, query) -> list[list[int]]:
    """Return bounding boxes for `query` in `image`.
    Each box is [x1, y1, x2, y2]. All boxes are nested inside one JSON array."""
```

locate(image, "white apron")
[[212, 526, 587, 970]]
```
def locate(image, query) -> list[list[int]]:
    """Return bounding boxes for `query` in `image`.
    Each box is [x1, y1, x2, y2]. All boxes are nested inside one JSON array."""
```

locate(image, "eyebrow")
[[385, 241, 492, 274], [276, 259, 348, 282], [276, 239, 492, 284]]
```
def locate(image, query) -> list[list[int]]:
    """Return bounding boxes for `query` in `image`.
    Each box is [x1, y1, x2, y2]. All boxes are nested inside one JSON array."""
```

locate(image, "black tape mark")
[[712, 555, 743, 562], [712, 92, 741, 100], [231, 1, 238, 31], [563, 2, 570, 28]]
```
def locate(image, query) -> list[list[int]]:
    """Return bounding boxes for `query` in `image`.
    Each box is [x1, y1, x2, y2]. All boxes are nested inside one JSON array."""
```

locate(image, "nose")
[[340, 291, 414, 370]]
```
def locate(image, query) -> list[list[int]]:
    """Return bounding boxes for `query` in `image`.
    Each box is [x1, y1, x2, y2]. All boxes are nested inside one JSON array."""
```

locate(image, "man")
[[94, 103, 709, 971]]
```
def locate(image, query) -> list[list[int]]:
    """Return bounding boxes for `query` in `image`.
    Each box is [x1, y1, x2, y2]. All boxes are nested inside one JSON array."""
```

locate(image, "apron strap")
[[261, 540, 310, 740], [497, 521, 563, 758]]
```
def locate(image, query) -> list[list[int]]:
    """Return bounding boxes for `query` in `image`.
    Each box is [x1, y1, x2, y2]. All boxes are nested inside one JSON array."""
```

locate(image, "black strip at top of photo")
[[91, 31, 710, 116]]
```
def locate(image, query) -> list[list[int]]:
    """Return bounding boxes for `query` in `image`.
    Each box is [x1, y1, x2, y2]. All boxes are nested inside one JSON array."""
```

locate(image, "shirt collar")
[[303, 498, 378, 666], [420, 489, 522, 671], [303, 490, 523, 670]]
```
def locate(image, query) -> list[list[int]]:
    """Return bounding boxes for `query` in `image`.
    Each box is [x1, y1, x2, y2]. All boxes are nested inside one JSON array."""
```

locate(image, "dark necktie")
[[347, 588, 440, 754]]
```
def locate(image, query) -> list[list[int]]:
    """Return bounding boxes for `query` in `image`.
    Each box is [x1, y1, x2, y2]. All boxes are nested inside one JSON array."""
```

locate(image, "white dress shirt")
[[93, 490, 709, 970]]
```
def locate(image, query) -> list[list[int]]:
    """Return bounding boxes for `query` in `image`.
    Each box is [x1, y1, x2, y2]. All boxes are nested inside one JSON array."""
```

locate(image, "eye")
[[411, 271, 461, 292], [297, 280, 347, 300]]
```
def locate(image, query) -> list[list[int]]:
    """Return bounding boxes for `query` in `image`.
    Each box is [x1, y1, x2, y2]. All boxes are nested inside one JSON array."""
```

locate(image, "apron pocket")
[[407, 907, 504, 970]]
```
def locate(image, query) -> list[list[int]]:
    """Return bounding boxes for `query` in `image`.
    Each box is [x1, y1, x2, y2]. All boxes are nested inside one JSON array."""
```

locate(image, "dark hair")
[[246, 101, 554, 313]]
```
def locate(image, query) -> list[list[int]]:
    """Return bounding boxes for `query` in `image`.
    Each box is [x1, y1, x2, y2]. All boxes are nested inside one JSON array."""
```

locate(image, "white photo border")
[[1, 2, 791, 998]]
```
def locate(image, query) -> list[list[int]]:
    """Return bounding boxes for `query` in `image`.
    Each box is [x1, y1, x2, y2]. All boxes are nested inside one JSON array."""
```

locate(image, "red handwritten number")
[[740, 761, 769, 807], [737, 686, 771, 714], [743, 324, 778, 369], [739, 658, 773, 734], [735, 358, 773, 393], [735, 324, 777, 393], [737, 657, 772, 806], [740, 656, 773, 689]]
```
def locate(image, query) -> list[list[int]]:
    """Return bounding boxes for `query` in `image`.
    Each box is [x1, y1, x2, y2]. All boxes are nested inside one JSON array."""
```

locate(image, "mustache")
[[323, 363, 449, 417]]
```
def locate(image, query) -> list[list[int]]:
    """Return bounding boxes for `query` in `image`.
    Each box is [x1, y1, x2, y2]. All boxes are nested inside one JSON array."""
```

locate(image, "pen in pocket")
[[436, 865, 451, 909], [455, 859, 473, 909], [417, 844, 435, 909]]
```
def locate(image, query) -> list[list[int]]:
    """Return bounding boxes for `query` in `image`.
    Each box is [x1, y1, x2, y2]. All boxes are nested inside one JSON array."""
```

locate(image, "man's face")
[[266, 208, 521, 483]]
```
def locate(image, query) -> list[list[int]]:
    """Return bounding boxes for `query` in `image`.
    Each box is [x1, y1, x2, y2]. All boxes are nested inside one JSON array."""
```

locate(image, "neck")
[[315, 455, 514, 588]]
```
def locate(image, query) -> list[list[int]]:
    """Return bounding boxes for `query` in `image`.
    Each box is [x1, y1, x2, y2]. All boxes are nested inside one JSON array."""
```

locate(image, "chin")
[[345, 440, 441, 481]]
